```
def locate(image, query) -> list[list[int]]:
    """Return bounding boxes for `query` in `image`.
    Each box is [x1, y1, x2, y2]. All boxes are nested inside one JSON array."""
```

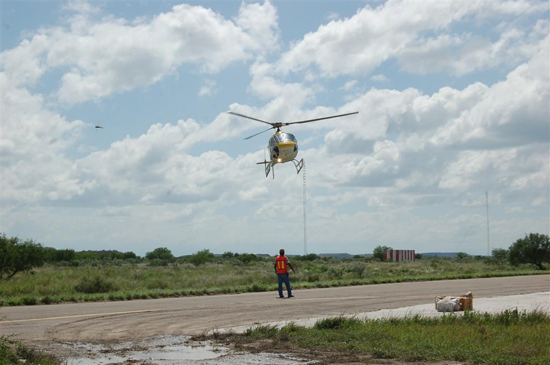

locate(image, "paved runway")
[[1, 275, 548, 345]]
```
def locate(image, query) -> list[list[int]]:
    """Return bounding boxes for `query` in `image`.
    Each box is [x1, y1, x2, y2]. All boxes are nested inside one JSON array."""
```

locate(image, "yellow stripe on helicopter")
[[277, 142, 296, 149]]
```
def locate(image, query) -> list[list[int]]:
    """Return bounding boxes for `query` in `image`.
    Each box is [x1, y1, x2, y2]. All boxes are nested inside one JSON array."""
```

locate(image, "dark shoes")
[[288, 295, 294, 298], [277, 296, 284, 299]]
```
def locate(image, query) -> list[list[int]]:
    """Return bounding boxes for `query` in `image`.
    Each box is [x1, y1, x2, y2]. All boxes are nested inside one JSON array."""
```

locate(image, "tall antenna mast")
[[486, 191, 490, 256], [303, 161, 307, 255]]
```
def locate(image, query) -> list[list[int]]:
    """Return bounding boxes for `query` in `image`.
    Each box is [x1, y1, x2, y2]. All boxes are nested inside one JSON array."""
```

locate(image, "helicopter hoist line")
[[227, 111, 358, 178], [303, 160, 307, 256]]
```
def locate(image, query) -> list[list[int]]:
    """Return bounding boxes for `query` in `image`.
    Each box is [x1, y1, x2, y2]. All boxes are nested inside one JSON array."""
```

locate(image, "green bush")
[[188, 249, 215, 266], [0, 234, 45, 280], [509, 233, 550, 270], [373, 245, 392, 261], [347, 263, 366, 277], [296, 253, 321, 261], [145, 247, 175, 261], [314, 316, 361, 330], [74, 275, 118, 294], [236, 253, 260, 265], [0, 336, 58, 365], [22, 296, 37, 306], [491, 248, 508, 261]]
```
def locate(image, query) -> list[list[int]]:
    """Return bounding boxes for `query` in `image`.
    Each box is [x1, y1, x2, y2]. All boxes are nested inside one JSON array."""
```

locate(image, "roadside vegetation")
[[0, 336, 58, 365], [208, 309, 550, 365], [0, 250, 547, 307]]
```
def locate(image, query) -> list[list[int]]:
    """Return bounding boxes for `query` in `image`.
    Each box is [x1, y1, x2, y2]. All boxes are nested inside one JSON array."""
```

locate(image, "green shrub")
[[145, 247, 175, 261], [74, 275, 118, 294], [0, 234, 45, 280], [314, 316, 360, 330], [347, 263, 366, 277], [509, 233, 550, 270], [188, 249, 215, 266], [245, 324, 279, 337], [296, 253, 321, 261], [305, 272, 320, 282], [22, 296, 37, 305], [0, 336, 58, 365]]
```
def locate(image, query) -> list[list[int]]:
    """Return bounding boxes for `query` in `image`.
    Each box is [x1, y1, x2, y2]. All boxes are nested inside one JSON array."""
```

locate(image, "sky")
[[0, 0, 548, 257]]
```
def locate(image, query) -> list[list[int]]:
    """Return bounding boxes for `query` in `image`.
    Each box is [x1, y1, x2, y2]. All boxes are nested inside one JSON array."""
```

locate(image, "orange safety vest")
[[276, 255, 288, 274]]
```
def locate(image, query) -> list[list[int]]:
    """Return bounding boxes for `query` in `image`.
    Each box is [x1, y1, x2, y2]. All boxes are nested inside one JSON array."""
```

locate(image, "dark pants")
[[277, 273, 292, 297]]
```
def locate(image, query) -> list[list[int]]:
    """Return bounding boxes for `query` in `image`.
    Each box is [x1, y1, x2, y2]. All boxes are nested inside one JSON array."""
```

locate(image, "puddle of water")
[[131, 343, 224, 361], [64, 336, 227, 364], [66, 354, 126, 365]]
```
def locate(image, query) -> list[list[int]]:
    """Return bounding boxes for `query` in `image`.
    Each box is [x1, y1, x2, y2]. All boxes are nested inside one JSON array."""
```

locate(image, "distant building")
[[255, 254, 271, 258], [384, 249, 415, 262]]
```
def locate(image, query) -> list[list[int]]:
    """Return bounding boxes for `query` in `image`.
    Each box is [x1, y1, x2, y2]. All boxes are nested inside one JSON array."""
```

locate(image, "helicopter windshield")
[[274, 133, 296, 143]]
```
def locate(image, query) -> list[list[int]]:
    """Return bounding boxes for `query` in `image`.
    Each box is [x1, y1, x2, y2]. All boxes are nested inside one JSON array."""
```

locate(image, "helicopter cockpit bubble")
[[276, 133, 296, 142]]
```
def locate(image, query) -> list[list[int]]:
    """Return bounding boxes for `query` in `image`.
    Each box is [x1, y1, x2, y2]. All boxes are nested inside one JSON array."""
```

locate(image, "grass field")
[[0, 257, 547, 306], [209, 310, 550, 365], [1, 257, 548, 364]]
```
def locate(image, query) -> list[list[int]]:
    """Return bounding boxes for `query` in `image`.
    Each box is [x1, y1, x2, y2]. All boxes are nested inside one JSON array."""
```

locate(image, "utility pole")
[[486, 191, 490, 256], [303, 161, 307, 256]]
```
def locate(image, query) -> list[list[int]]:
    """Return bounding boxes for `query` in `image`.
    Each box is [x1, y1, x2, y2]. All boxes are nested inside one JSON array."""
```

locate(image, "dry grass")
[[0, 257, 546, 306]]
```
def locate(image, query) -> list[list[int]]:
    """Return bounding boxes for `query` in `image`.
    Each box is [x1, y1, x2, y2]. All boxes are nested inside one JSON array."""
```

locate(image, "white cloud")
[[0, 73, 86, 204], [340, 80, 358, 91], [198, 79, 219, 97], [370, 74, 389, 82], [327, 12, 339, 21], [61, 0, 100, 14], [397, 26, 546, 76], [300, 38, 549, 209], [239, 186, 269, 201], [275, 0, 546, 77], [0, 37, 49, 86], [430, 38, 549, 148], [236, 1, 280, 54], [1, 1, 281, 104]]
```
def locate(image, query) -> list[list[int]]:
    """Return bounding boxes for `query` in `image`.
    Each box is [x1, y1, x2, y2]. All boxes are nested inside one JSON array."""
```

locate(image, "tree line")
[[0, 234, 271, 279], [1, 232, 549, 280]]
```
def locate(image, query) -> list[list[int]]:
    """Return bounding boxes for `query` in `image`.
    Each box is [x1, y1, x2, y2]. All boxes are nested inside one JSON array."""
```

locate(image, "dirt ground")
[[39, 334, 465, 364]]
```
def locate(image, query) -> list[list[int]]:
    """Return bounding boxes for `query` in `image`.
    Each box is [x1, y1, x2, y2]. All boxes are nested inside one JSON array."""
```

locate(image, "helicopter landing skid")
[[292, 158, 304, 174], [257, 160, 273, 178]]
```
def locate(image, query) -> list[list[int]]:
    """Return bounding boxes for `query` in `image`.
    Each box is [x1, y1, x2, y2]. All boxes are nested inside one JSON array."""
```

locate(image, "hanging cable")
[[303, 161, 307, 255]]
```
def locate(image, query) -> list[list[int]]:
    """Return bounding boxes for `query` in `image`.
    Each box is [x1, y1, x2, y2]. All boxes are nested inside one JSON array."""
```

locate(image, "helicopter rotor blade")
[[227, 111, 273, 126], [283, 111, 359, 126], [244, 126, 274, 140]]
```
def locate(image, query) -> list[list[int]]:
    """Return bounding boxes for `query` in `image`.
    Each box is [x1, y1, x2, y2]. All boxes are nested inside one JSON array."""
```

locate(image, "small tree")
[[221, 251, 235, 259], [122, 251, 138, 260], [188, 249, 215, 266], [297, 253, 321, 261], [236, 253, 259, 265], [491, 248, 508, 261], [145, 247, 175, 261], [455, 252, 470, 260], [373, 245, 392, 261], [508, 233, 550, 270], [0, 234, 45, 279]]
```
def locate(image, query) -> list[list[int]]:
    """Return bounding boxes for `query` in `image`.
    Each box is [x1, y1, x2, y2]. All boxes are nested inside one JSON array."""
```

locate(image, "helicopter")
[[227, 111, 359, 178]]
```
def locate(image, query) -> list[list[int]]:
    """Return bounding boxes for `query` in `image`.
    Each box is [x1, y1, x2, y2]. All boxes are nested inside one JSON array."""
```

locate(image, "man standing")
[[274, 249, 295, 298]]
